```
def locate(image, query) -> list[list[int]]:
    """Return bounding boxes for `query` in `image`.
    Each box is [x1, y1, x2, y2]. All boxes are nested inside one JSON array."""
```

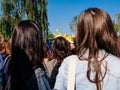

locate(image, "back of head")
[[9, 20, 44, 89], [76, 8, 120, 90], [52, 36, 71, 65], [10, 20, 43, 73], [76, 8, 120, 57]]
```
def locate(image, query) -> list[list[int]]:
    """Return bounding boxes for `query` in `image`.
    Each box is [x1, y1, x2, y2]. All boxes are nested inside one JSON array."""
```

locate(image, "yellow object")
[[66, 34, 75, 43], [53, 29, 75, 43]]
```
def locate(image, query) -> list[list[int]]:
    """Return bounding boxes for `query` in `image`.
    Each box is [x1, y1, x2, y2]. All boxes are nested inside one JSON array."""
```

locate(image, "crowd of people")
[[0, 7, 120, 90]]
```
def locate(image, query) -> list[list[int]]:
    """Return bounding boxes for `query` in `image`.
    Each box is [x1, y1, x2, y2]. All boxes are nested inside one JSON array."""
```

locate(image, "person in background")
[[0, 33, 4, 90], [42, 44, 52, 77], [4, 38, 11, 55], [2, 38, 11, 89], [0, 34, 5, 54], [70, 43, 76, 55], [64, 34, 76, 55], [0, 34, 11, 89], [46, 36, 72, 89], [0, 36, 11, 61], [7, 20, 51, 90], [54, 8, 120, 90]]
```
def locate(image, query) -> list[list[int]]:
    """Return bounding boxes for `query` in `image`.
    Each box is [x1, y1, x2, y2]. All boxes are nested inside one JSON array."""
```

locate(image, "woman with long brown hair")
[[54, 8, 120, 90], [6, 20, 51, 90], [46, 36, 72, 89]]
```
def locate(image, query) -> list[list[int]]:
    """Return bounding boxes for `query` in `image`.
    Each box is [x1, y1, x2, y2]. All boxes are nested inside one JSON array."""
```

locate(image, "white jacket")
[[54, 51, 120, 90]]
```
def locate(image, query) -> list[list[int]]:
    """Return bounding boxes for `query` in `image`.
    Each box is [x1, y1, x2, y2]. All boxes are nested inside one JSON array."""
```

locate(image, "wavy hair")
[[76, 8, 120, 90], [52, 36, 71, 66]]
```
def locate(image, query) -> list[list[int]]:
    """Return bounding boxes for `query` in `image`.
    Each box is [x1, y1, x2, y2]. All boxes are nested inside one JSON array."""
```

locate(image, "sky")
[[47, 0, 120, 35]]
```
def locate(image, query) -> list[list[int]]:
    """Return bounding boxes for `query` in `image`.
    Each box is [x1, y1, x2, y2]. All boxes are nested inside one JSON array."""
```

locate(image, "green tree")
[[69, 16, 78, 32], [0, 0, 50, 41], [43, 30, 54, 42], [21, 0, 50, 41], [112, 20, 119, 33], [0, 0, 20, 38], [116, 13, 120, 23], [115, 13, 120, 34]]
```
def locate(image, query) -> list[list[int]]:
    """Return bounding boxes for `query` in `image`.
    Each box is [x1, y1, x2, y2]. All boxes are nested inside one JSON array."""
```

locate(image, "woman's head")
[[4, 38, 11, 55], [76, 8, 119, 57], [52, 36, 71, 65], [43, 44, 51, 60], [0, 34, 11, 54], [76, 8, 120, 90], [11, 20, 43, 68]]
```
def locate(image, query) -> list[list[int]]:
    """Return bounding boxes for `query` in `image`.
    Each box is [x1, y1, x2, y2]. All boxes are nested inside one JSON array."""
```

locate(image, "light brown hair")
[[9, 20, 44, 90], [76, 8, 120, 90], [4, 38, 11, 54]]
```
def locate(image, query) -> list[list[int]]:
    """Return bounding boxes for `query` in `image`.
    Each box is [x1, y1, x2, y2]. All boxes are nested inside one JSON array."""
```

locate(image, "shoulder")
[[60, 55, 79, 70], [107, 54, 120, 65], [65, 55, 78, 60], [63, 55, 78, 63], [106, 54, 120, 77]]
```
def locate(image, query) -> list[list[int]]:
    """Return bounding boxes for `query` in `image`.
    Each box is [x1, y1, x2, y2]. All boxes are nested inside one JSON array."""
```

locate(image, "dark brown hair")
[[9, 20, 44, 89], [11, 20, 43, 68], [43, 44, 49, 57], [52, 36, 71, 66], [76, 8, 120, 90]]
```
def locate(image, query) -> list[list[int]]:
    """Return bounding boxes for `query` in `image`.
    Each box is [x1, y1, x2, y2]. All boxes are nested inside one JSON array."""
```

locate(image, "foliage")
[[69, 16, 78, 32], [115, 13, 120, 34], [43, 30, 54, 42], [115, 13, 120, 23], [0, 0, 50, 41], [0, 0, 19, 38], [112, 20, 119, 33]]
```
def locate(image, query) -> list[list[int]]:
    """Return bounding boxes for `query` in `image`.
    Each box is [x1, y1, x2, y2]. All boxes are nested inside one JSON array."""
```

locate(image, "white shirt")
[[54, 51, 120, 90]]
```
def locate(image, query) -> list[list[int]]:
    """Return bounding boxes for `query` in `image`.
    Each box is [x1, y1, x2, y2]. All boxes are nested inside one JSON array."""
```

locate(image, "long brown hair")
[[9, 20, 44, 89], [76, 8, 120, 90], [11, 20, 43, 68]]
